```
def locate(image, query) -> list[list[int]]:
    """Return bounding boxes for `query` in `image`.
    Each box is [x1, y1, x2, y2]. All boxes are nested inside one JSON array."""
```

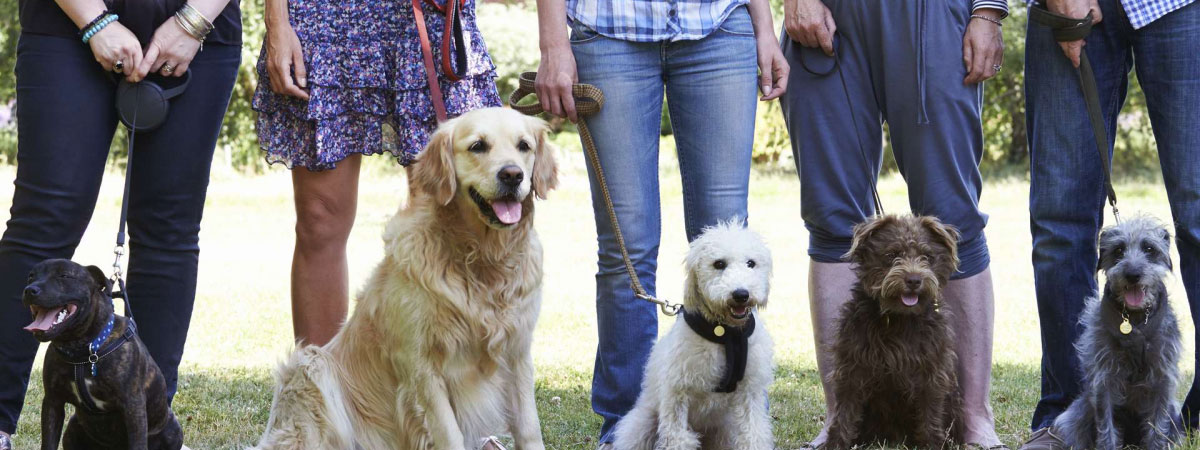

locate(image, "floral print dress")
[[253, 0, 501, 171]]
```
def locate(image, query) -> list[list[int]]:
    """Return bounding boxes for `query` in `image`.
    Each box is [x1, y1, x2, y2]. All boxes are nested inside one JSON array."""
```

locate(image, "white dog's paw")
[[654, 432, 700, 450]]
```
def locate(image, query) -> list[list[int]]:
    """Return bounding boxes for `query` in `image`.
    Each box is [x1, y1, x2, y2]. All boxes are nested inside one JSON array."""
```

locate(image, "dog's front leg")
[[414, 371, 468, 450], [726, 392, 773, 450], [1091, 391, 1118, 450], [655, 393, 699, 450], [825, 375, 867, 450], [123, 390, 150, 450], [1141, 405, 1177, 450], [506, 352, 545, 450], [39, 394, 65, 450]]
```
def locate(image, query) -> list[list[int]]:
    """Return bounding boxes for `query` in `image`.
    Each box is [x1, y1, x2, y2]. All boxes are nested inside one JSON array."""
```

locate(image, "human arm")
[[534, 0, 578, 121], [749, 0, 789, 100], [136, 0, 233, 79], [54, 0, 144, 81], [961, 7, 1004, 84], [783, 0, 836, 56]]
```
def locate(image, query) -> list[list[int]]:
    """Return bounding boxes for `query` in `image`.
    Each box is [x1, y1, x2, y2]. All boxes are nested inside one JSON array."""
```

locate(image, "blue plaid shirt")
[[1027, 0, 1193, 28], [568, 0, 1011, 42], [567, 0, 749, 41]]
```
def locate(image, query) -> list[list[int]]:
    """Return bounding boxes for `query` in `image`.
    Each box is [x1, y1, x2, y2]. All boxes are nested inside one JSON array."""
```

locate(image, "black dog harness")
[[681, 308, 756, 393], [52, 318, 137, 414]]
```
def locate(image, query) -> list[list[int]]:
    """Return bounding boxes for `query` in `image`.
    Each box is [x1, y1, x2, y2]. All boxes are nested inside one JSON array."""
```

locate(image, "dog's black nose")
[[1125, 273, 1141, 285], [732, 289, 750, 304], [23, 285, 40, 298], [905, 275, 922, 290], [497, 165, 524, 188]]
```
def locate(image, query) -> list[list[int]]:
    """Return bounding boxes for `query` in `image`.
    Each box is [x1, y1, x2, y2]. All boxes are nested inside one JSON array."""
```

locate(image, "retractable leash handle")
[[509, 72, 682, 316], [1029, 5, 1121, 223]]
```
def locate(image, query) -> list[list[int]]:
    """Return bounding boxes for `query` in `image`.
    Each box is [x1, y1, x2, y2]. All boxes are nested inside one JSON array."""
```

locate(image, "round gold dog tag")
[[714, 325, 725, 337], [1120, 318, 1132, 335]]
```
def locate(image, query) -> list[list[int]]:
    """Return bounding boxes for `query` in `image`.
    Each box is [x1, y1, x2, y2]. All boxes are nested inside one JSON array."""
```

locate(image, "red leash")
[[412, 0, 468, 123]]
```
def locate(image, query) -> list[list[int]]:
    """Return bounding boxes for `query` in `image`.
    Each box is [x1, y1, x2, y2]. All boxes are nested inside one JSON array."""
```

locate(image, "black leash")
[[797, 34, 885, 216], [1029, 4, 1122, 222], [110, 84, 138, 321]]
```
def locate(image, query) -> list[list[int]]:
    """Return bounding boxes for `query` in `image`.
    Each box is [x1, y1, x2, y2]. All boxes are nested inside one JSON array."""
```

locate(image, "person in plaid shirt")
[[1021, 0, 1199, 447], [534, 0, 789, 447]]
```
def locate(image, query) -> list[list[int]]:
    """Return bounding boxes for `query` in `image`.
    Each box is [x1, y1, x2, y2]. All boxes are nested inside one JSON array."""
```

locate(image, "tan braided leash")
[[510, 72, 681, 316]]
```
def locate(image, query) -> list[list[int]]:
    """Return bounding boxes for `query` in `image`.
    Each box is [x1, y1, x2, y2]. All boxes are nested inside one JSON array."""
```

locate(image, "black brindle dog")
[[24, 259, 181, 450], [825, 215, 963, 449]]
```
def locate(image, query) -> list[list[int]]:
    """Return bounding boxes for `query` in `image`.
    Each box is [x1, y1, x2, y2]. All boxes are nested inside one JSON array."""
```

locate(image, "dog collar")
[[681, 307, 755, 393]]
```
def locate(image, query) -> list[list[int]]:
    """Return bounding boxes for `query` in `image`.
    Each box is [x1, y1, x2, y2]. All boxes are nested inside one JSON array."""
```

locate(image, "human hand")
[[137, 18, 202, 79], [265, 20, 310, 99], [962, 10, 1004, 85], [535, 43, 579, 122], [784, 0, 836, 56], [757, 36, 789, 100], [1046, 0, 1102, 67], [87, 22, 144, 82]]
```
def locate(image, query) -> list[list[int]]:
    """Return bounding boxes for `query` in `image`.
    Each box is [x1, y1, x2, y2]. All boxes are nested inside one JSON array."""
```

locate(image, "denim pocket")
[[569, 21, 603, 44], [716, 6, 755, 36]]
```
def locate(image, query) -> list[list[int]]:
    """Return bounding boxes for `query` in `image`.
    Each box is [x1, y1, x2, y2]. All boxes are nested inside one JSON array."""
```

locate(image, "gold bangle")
[[180, 3, 214, 32], [174, 14, 205, 41]]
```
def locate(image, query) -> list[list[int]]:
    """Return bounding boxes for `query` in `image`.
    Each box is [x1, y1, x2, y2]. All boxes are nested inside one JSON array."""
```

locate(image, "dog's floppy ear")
[[920, 216, 961, 272], [412, 120, 458, 206], [1160, 228, 1174, 271], [527, 116, 559, 199], [844, 215, 895, 263], [1097, 227, 1120, 272], [86, 265, 112, 295]]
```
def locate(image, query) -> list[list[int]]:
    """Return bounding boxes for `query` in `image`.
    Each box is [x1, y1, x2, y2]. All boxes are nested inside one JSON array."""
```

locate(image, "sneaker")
[[597, 444, 613, 450], [1018, 427, 1066, 450], [0, 432, 10, 450]]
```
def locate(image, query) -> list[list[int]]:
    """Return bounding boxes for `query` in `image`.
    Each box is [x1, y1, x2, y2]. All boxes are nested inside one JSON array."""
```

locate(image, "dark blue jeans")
[[0, 34, 239, 434], [1026, 0, 1200, 431]]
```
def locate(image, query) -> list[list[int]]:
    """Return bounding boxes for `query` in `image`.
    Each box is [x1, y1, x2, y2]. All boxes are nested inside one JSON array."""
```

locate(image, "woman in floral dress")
[[254, 0, 500, 345]]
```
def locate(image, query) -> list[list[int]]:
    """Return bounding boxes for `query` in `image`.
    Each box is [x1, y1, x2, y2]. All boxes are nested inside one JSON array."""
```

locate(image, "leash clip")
[[636, 292, 681, 316]]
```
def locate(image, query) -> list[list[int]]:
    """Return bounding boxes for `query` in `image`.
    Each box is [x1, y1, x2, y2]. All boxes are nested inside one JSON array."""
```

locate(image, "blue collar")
[[88, 316, 115, 376]]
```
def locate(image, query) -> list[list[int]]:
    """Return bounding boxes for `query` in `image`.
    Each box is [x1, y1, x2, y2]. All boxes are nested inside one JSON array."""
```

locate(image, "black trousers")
[[0, 34, 239, 433]]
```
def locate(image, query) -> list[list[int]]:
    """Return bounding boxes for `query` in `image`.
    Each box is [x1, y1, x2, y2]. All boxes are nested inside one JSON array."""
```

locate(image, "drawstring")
[[915, 0, 931, 125]]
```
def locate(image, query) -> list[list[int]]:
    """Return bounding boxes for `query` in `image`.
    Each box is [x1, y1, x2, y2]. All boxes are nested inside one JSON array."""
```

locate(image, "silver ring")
[[161, 63, 175, 75], [113, 59, 124, 74], [993, 64, 1002, 73]]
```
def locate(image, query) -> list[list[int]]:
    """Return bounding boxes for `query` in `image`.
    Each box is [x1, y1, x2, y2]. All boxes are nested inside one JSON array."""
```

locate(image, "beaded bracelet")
[[970, 14, 1004, 27], [81, 13, 118, 43], [78, 10, 112, 38]]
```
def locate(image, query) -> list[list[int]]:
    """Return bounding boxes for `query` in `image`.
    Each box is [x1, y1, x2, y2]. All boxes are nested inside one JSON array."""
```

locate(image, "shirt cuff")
[[972, 0, 1010, 19]]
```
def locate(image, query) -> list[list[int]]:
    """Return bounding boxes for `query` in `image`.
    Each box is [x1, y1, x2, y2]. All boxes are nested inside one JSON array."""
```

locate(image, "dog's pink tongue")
[[1125, 290, 1146, 308], [491, 200, 523, 225], [24, 307, 61, 332], [901, 294, 920, 307]]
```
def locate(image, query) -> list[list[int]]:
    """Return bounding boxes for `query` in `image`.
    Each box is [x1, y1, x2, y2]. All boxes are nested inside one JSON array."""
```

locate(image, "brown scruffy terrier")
[[825, 214, 963, 450]]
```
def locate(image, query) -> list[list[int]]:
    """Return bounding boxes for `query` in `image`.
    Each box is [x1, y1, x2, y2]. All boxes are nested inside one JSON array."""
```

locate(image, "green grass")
[[3, 144, 1196, 449]]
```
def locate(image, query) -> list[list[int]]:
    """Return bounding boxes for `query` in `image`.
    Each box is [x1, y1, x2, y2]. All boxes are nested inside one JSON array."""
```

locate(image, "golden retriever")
[[251, 107, 558, 450]]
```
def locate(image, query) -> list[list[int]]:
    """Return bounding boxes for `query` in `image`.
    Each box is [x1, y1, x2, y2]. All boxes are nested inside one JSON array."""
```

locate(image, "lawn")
[[3, 143, 1195, 449]]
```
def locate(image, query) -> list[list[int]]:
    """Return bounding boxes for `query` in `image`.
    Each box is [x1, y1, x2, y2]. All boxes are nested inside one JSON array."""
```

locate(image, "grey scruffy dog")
[[1054, 216, 1182, 450]]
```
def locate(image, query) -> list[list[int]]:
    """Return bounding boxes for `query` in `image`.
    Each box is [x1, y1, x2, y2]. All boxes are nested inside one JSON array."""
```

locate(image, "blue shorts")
[[779, 0, 990, 279]]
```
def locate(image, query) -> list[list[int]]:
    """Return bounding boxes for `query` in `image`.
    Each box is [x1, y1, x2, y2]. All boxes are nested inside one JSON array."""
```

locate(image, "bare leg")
[[944, 268, 1001, 446], [291, 154, 361, 346], [808, 261, 857, 446]]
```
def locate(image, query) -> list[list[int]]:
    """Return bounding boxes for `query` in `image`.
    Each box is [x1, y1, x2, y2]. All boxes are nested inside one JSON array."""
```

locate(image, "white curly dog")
[[613, 222, 775, 450]]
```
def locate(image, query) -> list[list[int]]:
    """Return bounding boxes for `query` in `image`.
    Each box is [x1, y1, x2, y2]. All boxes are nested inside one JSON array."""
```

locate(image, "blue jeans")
[[570, 6, 758, 442], [0, 35, 239, 434], [1027, 0, 1200, 430]]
